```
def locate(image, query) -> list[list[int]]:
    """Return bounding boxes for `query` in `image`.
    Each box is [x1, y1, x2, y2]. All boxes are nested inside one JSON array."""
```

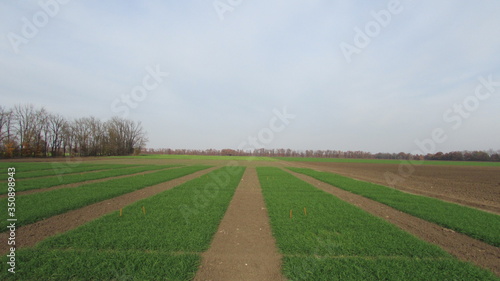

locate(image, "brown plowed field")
[[288, 161, 500, 214]]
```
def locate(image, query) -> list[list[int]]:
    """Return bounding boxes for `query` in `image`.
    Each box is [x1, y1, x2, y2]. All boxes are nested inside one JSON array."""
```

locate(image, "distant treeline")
[[0, 104, 147, 158], [143, 148, 500, 162]]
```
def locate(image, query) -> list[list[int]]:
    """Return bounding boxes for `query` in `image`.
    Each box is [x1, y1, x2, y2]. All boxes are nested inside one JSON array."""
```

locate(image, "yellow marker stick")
[[142, 206, 146, 215], [304, 207, 307, 216], [290, 209, 293, 219], [119, 208, 123, 217]]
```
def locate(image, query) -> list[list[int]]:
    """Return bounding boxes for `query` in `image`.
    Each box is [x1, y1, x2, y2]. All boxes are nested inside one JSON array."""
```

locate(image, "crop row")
[[289, 167, 500, 247], [116, 154, 277, 161], [277, 157, 500, 166], [0, 162, 56, 172], [257, 167, 498, 280], [1, 166, 246, 280], [0, 165, 211, 231], [2, 164, 178, 194], [0, 164, 136, 181]]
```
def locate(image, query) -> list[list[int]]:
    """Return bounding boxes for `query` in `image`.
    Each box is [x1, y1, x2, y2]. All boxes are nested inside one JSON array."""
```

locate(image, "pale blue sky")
[[1, 1, 499, 153]]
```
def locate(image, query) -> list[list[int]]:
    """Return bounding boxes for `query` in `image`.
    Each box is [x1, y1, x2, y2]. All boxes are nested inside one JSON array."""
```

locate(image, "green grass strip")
[[0, 166, 246, 280], [113, 154, 277, 161], [257, 167, 447, 257], [39, 166, 246, 252], [0, 165, 211, 231], [0, 249, 199, 281], [275, 157, 500, 166], [1, 164, 136, 181], [257, 167, 499, 280], [3, 165, 178, 194], [283, 257, 499, 281], [288, 167, 500, 247], [0, 162, 56, 172]]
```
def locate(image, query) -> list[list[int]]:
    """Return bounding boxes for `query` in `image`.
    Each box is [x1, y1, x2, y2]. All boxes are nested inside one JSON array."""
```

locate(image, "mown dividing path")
[[0, 166, 218, 255], [287, 169, 500, 276], [194, 167, 286, 281]]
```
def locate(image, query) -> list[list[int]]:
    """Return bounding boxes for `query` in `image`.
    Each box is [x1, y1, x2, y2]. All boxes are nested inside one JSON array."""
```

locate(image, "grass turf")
[[275, 157, 500, 166], [2, 164, 178, 194], [0, 248, 199, 281], [0, 166, 246, 280], [0, 165, 211, 231], [288, 167, 500, 247], [113, 154, 276, 161], [257, 167, 499, 280], [0, 164, 136, 181]]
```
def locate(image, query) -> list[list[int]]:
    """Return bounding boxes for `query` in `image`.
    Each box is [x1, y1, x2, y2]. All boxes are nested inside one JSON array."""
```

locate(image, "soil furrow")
[[287, 161, 500, 215], [194, 167, 286, 281], [287, 169, 500, 277], [0, 166, 218, 255], [0, 166, 177, 198]]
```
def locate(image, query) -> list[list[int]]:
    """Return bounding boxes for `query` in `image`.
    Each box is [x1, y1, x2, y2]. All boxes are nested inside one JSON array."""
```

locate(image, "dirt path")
[[287, 169, 500, 276], [286, 161, 500, 215], [0, 166, 178, 198], [0, 167, 218, 255], [194, 167, 286, 281]]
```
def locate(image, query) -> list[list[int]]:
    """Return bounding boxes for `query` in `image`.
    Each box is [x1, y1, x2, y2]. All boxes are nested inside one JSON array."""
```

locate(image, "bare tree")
[[47, 114, 67, 157], [0, 106, 11, 144], [105, 117, 147, 156], [14, 104, 39, 156]]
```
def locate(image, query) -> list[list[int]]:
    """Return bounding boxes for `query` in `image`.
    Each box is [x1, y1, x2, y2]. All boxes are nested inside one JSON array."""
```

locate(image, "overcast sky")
[[1, 1, 499, 153]]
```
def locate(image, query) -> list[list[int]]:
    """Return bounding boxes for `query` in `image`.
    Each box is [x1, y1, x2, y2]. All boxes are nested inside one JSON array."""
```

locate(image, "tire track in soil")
[[287, 169, 500, 277], [0, 166, 219, 255], [0, 166, 179, 198], [194, 167, 286, 281]]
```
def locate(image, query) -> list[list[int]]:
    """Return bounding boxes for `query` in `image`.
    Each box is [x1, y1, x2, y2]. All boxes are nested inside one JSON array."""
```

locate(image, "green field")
[[0, 165, 210, 230], [1, 167, 246, 280], [113, 154, 277, 161], [0, 159, 498, 279], [276, 157, 500, 166], [0, 164, 136, 181], [257, 167, 499, 280], [1, 165, 178, 194], [0, 162, 55, 171], [289, 167, 500, 247]]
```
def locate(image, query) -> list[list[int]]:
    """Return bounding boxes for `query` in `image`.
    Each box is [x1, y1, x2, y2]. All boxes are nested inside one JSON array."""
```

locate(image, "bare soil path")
[[194, 167, 286, 281], [0, 166, 178, 198], [288, 161, 500, 214], [287, 169, 500, 277], [0, 166, 218, 255]]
